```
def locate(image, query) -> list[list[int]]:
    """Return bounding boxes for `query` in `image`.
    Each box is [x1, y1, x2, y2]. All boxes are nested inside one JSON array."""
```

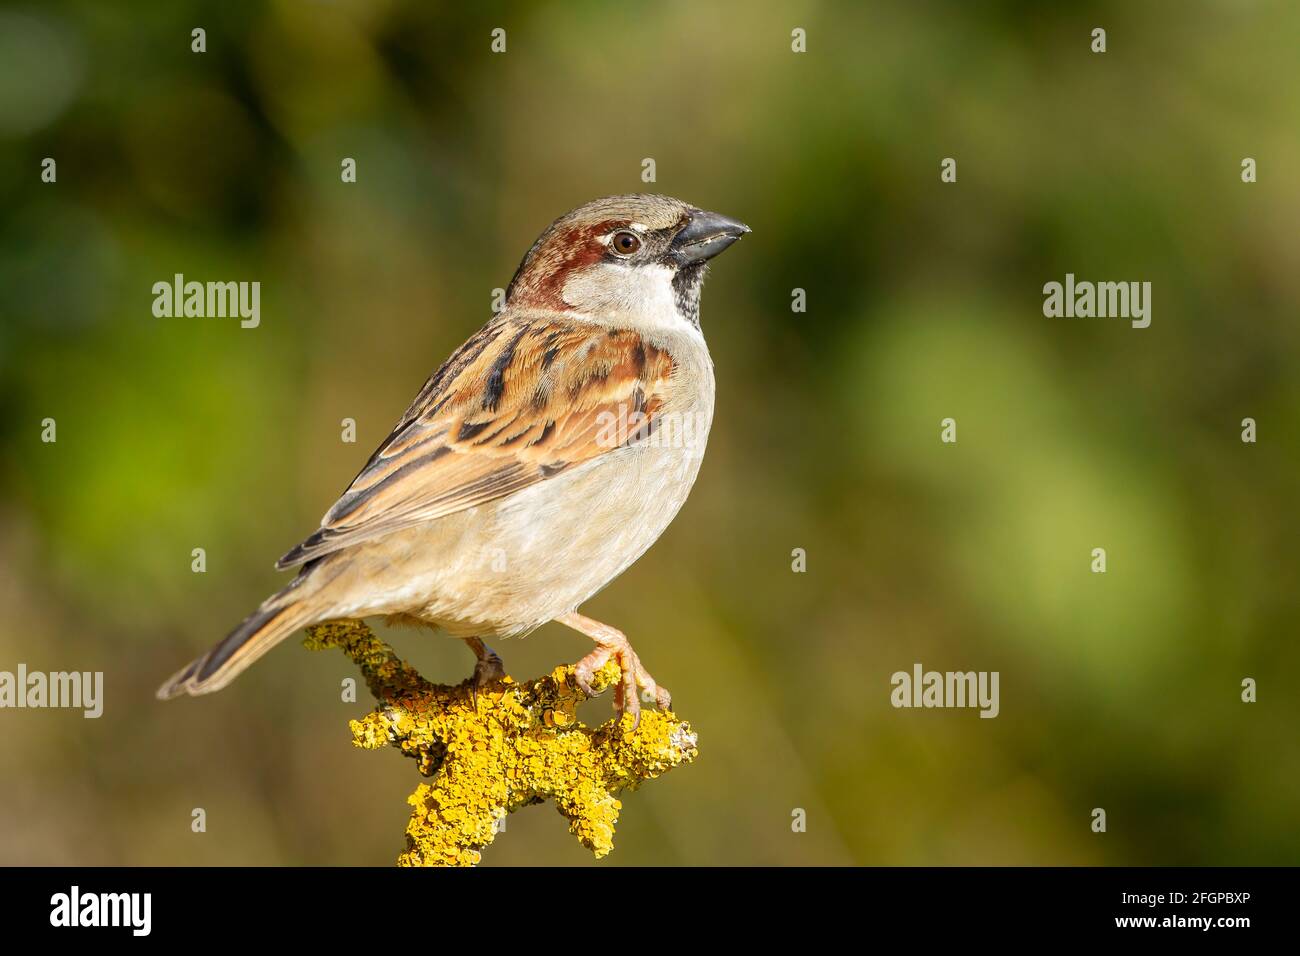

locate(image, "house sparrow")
[[157, 194, 749, 726]]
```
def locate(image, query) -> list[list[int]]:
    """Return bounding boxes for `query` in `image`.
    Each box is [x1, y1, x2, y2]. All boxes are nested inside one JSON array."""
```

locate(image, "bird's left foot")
[[464, 637, 505, 704], [557, 612, 671, 731]]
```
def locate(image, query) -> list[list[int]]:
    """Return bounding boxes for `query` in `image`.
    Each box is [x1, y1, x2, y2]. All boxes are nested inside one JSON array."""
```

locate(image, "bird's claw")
[[573, 645, 671, 733], [470, 645, 505, 707]]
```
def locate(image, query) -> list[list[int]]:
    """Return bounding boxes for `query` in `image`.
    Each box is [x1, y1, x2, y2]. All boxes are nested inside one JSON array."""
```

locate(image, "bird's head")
[[505, 194, 750, 327]]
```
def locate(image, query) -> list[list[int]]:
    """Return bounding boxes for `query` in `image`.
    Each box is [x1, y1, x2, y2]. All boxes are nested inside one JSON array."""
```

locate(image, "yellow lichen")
[[304, 620, 698, 866]]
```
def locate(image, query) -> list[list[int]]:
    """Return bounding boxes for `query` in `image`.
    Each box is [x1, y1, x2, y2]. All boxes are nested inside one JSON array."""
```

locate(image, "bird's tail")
[[156, 576, 322, 700]]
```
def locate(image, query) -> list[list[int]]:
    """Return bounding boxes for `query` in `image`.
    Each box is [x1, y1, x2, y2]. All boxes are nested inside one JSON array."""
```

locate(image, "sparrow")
[[157, 194, 749, 725]]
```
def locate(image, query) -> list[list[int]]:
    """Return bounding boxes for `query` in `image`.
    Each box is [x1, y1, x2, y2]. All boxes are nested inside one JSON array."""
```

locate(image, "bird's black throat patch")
[[672, 262, 708, 327]]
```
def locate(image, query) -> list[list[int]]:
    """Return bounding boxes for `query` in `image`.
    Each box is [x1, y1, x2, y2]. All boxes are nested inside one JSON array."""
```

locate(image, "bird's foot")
[[464, 637, 505, 706], [572, 639, 671, 733], [556, 612, 672, 732]]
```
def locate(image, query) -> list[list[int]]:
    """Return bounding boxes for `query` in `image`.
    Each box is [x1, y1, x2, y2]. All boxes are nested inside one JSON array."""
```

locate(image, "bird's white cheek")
[[562, 263, 685, 329]]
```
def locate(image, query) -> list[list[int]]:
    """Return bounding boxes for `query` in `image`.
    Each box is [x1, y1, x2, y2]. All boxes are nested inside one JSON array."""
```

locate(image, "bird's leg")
[[463, 637, 505, 704], [556, 611, 671, 730]]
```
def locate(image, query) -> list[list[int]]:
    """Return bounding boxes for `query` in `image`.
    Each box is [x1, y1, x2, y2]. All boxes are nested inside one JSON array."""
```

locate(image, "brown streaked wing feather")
[[276, 316, 675, 568]]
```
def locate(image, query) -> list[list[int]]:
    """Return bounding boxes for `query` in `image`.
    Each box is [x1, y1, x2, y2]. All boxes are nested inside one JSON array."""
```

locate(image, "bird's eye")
[[610, 231, 642, 256]]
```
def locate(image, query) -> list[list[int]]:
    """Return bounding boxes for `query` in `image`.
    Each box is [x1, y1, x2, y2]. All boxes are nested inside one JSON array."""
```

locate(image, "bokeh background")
[[1, 0, 1297, 866]]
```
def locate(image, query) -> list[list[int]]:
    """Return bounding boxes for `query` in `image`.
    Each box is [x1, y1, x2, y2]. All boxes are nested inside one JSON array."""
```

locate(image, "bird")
[[157, 194, 749, 726]]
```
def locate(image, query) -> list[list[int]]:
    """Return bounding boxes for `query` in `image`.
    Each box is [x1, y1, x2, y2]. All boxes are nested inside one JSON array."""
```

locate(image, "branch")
[[303, 620, 698, 866]]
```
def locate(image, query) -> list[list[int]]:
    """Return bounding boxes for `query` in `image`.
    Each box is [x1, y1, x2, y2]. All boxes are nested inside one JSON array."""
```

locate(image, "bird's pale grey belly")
[[338, 413, 712, 637]]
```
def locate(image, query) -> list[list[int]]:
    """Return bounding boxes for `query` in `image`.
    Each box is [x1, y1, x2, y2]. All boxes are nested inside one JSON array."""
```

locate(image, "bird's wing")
[[276, 315, 676, 568]]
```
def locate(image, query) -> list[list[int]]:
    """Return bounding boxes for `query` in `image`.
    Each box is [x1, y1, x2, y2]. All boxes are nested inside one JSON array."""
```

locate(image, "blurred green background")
[[1, 0, 1297, 866]]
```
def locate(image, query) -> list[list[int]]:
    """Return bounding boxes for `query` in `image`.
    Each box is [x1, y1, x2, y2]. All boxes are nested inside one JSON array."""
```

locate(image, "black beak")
[[671, 208, 751, 266]]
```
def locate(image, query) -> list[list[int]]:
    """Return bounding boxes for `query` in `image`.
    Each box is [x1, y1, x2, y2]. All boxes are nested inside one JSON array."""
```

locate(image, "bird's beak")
[[671, 208, 751, 266]]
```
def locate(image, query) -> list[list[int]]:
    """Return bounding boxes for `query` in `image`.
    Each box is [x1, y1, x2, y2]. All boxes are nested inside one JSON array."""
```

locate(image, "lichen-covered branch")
[[303, 620, 698, 866]]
